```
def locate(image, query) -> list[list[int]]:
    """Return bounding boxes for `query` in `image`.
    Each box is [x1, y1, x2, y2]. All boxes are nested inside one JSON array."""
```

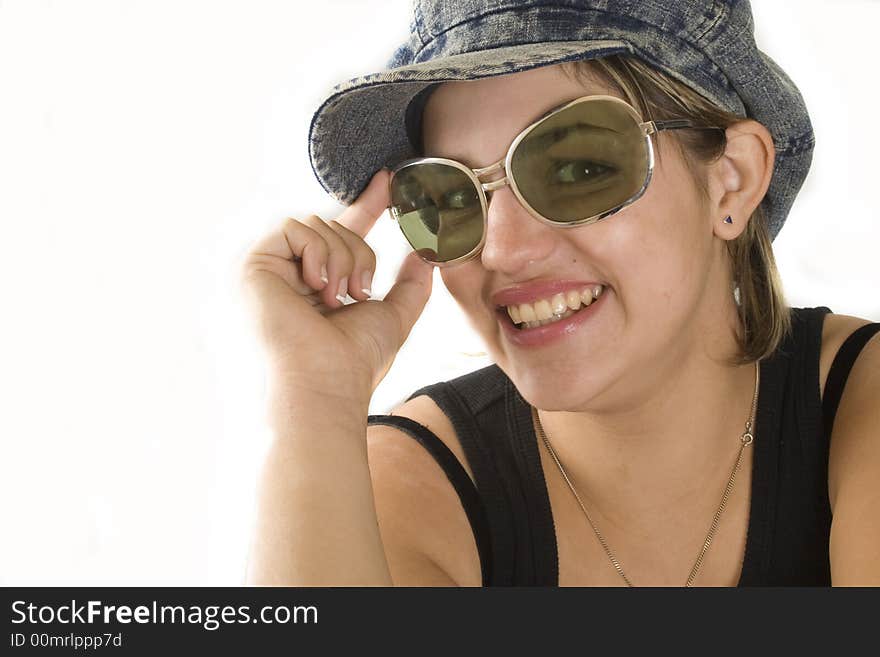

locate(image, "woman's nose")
[[479, 185, 554, 274]]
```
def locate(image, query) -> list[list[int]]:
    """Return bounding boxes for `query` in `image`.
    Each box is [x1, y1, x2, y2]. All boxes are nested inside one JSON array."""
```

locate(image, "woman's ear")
[[708, 119, 775, 239]]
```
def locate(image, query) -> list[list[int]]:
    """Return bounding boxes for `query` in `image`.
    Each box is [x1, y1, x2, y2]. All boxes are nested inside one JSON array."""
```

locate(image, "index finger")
[[335, 168, 392, 238]]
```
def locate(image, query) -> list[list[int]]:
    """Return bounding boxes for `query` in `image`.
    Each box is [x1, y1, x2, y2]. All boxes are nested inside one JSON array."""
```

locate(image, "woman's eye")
[[551, 160, 615, 184], [442, 188, 478, 209]]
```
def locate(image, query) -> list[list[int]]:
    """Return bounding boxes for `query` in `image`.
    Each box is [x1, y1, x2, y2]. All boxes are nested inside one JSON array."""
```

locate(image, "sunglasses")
[[387, 94, 723, 266]]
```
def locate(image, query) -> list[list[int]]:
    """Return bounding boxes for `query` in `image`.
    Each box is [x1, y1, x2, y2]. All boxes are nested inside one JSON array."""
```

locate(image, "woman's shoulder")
[[370, 391, 477, 485], [367, 361, 508, 492], [813, 309, 880, 583], [364, 382, 486, 586]]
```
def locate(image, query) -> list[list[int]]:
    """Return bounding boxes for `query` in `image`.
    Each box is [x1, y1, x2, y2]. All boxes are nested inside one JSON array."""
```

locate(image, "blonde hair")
[[559, 55, 791, 365]]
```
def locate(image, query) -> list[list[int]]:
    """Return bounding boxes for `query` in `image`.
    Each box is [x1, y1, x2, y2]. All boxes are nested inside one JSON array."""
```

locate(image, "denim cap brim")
[[308, 41, 634, 201], [308, 3, 814, 243]]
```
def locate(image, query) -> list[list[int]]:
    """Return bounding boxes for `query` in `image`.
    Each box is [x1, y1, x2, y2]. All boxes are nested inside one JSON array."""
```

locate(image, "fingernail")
[[335, 278, 348, 303], [360, 270, 373, 297], [320, 263, 329, 285]]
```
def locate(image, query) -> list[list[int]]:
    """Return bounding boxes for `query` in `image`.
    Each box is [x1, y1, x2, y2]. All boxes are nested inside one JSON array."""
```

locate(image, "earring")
[[723, 215, 733, 224], [733, 281, 742, 307]]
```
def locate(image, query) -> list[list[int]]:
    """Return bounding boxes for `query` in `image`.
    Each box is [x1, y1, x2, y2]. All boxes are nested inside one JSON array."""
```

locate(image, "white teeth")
[[550, 293, 568, 315], [521, 307, 576, 329], [504, 285, 605, 328], [533, 299, 553, 320]]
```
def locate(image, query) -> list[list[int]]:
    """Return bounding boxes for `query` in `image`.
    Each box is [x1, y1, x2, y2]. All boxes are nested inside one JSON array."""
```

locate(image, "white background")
[[0, 0, 877, 585]]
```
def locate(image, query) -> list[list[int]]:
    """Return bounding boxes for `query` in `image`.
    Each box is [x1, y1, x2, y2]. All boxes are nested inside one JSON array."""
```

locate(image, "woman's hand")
[[239, 169, 434, 400]]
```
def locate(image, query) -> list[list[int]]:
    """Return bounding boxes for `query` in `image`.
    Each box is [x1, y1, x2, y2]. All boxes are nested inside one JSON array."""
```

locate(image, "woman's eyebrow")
[[426, 123, 621, 170], [517, 123, 622, 156]]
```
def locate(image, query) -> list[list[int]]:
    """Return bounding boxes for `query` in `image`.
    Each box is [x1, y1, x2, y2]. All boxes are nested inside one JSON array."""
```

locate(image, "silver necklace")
[[531, 360, 760, 587]]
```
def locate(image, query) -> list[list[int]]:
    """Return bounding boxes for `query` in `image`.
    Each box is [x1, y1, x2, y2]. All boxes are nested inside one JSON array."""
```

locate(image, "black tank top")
[[367, 306, 880, 586]]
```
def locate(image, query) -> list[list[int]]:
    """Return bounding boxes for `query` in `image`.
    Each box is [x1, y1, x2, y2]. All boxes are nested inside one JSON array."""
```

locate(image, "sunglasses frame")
[[387, 94, 724, 267]]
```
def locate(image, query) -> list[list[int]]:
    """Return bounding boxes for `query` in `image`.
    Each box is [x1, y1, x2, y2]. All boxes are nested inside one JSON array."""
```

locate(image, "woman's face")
[[421, 62, 728, 413]]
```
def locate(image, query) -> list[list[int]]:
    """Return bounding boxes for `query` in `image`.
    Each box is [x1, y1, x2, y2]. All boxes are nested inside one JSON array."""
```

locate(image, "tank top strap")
[[366, 413, 493, 585], [405, 367, 518, 584], [405, 365, 553, 584], [502, 376, 560, 585]]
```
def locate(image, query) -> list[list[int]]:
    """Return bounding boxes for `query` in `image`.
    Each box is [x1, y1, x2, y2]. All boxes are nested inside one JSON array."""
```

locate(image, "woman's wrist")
[[265, 367, 373, 435]]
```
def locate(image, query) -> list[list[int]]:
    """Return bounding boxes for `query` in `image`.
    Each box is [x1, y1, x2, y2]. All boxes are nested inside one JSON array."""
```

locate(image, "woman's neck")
[[533, 346, 758, 526]]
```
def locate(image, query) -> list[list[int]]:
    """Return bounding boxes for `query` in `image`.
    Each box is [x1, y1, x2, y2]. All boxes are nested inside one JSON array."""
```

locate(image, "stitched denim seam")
[[693, 1, 726, 43], [410, 4, 735, 98], [413, 2, 648, 60], [413, 0, 429, 49], [413, 2, 729, 61]]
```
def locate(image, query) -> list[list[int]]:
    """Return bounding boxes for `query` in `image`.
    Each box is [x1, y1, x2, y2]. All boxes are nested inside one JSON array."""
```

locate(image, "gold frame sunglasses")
[[387, 94, 724, 267]]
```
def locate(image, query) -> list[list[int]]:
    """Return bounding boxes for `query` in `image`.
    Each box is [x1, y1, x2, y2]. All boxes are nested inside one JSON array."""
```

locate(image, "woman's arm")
[[244, 372, 393, 586], [244, 372, 469, 586], [238, 169, 435, 586]]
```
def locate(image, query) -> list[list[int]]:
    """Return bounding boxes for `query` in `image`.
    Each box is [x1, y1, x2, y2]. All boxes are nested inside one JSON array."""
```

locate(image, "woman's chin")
[[507, 369, 596, 411]]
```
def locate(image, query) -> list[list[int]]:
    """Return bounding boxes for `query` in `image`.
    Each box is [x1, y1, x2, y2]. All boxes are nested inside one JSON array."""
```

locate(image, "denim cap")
[[308, 0, 814, 242]]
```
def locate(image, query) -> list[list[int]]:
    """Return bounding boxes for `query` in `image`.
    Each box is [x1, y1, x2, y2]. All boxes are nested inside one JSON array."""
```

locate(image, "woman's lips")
[[490, 279, 606, 307], [496, 287, 608, 348]]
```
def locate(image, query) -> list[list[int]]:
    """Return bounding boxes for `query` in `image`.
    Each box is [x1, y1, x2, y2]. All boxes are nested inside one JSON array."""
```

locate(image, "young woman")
[[239, 1, 880, 586]]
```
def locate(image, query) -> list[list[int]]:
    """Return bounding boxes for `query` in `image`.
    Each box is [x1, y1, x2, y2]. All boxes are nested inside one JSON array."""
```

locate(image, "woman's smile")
[[496, 282, 610, 347]]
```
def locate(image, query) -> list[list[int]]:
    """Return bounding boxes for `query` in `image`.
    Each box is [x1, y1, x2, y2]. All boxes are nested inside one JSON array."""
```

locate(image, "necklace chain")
[[531, 360, 760, 587]]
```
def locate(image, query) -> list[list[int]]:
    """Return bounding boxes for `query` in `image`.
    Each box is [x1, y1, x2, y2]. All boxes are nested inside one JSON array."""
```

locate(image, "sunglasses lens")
[[389, 162, 484, 264], [510, 98, 650, 223]]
